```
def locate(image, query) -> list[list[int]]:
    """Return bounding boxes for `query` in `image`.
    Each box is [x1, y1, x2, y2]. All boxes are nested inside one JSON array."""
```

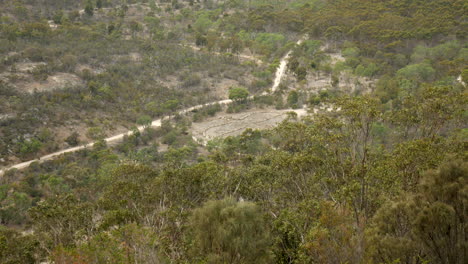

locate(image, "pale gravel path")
[[271, 37, 306, 92]]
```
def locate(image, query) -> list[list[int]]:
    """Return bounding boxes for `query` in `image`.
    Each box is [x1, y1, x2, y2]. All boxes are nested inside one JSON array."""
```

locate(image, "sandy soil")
[[14, 62, 47, 72], [16, 73, 84, 93], [1, 62, 85, 93], [111, 52, 142, 63], [208, 78, 239, 98], [191, 108, 307, 144]]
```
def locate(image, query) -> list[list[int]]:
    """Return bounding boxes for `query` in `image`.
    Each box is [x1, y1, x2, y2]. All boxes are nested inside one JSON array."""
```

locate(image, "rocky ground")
[[191, 108, 307, 144]]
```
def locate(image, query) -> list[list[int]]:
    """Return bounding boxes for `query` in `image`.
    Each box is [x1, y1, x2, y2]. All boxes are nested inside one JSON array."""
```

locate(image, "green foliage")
[[180, 73, 201, 88], [287, 90, 299, 108], [29, 195, 93, 250], [462, 69, 468, 84], [86, 126, 104, 140], [294, 66, 307, 81], [190, 198, 272, 263], [192, 103, 222, 122], [354, 63, 379, 77], [0, 0, 466, 262], [52, 10, 64, 24], [136, 115, 152, 128], [163, 99, 179, 112], [368, 160, 467, 264], [302, 40, 321, 55], [375, 76, 399, 103], [0, 191, 32, 224], [342, 47, 360, 57], [129, 20, 143, 38], [254, 33, 286, 55], [300, 202, 360, 263], [228, 86, 249, 102], [54, 223, 163, 263], [60, 54, 78, 72], [397, 63, 436, 82], [194, 12, 214, 34], [85, 0, 94, 16], [18, 138, 42, 156], [0, 226, 40, 263], [149, 0, 157, 11], [411, 41, 462, 63]]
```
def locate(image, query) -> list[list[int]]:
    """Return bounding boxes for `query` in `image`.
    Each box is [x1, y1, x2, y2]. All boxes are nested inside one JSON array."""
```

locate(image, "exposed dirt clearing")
[[48, 20, 58, 30], [191, 108, 307, 144], [76, 64, 105, 75], [296, 71, 375, 94], [16, 73, 84, 93], [1, 62, 85, 93], [111, 52, 142, 62], [328, 53, 345, 66], [14, 62, 47, 72], [208, 78, 239, 98]]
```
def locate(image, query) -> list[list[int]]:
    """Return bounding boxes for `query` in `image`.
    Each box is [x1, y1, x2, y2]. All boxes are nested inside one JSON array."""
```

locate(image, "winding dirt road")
[[0, 39, 304, 176]]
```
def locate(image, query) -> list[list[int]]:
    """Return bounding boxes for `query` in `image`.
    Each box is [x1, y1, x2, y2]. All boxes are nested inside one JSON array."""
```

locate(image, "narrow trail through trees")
[[272, 38, 305, 92], [0, 38, 305, 176]]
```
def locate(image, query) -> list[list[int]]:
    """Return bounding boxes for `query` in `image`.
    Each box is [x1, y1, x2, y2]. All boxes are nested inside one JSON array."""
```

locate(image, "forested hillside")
[[0, 0, 466, 263]]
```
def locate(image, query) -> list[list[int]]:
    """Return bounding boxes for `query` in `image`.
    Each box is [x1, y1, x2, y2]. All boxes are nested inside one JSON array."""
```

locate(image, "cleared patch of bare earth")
[[283, 51, 376, 95], [298, 71, 375, 94], [158, 70, 253, 99], [1, 62, 84, 93], [14, 62, 47, 72], [207, 78, 240, 98], [18, 73, 83, 93], [191, 108, 306, 144], [111, 52, 142, 63], [327, 51, 376, 93], [76, 64, 105, 75]]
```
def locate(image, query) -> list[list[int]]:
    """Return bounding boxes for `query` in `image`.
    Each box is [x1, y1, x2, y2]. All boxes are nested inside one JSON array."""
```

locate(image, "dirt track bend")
[[0, 38, 305, 176]]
